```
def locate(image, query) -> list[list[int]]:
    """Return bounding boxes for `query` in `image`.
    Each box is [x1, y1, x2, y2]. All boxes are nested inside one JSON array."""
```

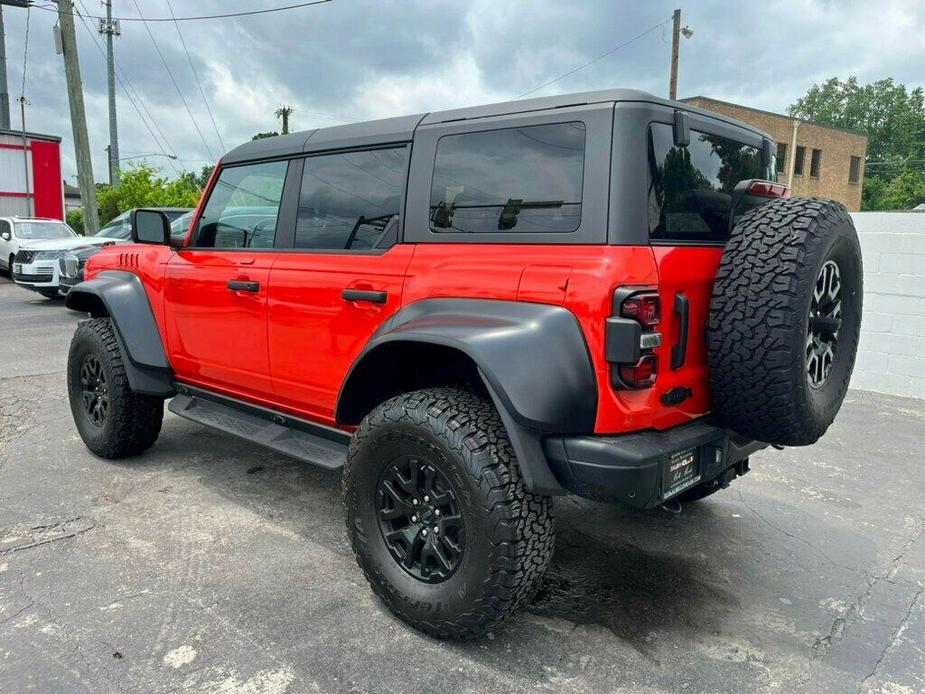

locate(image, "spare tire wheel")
[[707, 197, 862, 446]]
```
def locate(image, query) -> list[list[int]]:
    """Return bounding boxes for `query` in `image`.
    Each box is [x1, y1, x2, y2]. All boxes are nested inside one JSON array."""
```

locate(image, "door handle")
[[342, 288, 387, 304], [227, 280, 259, 293], [671, 292, 689, 370]]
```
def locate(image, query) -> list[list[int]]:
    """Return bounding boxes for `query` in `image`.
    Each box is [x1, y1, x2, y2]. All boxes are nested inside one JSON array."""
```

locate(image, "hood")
[[18, 237, 116, 252]]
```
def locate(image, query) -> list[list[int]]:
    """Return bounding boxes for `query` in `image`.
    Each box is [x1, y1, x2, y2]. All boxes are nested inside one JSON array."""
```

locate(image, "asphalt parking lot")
[[0, 275, 922, 694]]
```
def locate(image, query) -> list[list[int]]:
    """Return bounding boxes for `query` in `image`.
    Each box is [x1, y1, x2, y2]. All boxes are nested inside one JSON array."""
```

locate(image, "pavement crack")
[[856, 585, 923, 693], [0, 517, 98, 555]]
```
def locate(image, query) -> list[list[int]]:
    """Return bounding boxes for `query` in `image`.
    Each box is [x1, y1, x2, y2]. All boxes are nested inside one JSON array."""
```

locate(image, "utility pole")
[[98, 0, 120, 185], [669, 9, 681, 100], [0, 1, 33, 131], [668, 10, 693, 101], [58, 0, 99, 233]]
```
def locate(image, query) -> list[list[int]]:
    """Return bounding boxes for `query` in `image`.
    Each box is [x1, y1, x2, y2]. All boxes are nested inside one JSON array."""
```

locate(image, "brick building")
[[682, 96, 868, 211]]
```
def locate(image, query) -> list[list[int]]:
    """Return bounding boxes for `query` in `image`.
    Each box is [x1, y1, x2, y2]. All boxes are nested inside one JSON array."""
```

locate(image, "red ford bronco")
[[65, 89, 862, 639]]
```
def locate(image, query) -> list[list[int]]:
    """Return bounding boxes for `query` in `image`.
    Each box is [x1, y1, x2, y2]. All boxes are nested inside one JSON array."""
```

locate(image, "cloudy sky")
[[2, 0, 923, 182]]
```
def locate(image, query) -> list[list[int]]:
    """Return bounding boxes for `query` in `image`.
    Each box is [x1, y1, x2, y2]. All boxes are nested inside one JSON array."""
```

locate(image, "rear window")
[[647, 123, 766, 243], [430, 122, 585, 234]]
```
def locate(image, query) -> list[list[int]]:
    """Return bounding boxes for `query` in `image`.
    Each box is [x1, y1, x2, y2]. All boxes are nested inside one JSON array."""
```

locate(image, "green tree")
[[252, 131, 279, 141], [66, 209, 84, 235], [789, 77, 925, 210], [95, 164, 203, 225]]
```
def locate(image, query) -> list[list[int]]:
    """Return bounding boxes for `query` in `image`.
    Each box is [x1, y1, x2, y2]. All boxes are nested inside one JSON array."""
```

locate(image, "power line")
[[72, 1, 182, 176], [514, 17, 672, 99], [31, 0, 332, 22], [131, 0, 215, 160], [165, 0, 225, 153]]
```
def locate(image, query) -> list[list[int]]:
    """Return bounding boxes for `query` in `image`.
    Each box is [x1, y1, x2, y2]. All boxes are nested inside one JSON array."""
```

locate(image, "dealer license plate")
[[663, 448, 701, 499]]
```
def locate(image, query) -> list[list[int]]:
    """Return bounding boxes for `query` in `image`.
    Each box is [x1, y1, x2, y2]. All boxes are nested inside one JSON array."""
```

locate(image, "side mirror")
[[130, 209, 170, 245], [0, 231, 10, 241], [673, 110, 690, 147]]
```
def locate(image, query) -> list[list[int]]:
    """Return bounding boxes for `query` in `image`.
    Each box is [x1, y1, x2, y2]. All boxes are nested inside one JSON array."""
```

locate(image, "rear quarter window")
[[647, 123, 766, 243], [430, 122, 585, 234]]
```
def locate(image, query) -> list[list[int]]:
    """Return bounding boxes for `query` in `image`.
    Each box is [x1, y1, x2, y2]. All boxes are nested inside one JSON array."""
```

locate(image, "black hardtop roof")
[[222, 88, 768, 164]]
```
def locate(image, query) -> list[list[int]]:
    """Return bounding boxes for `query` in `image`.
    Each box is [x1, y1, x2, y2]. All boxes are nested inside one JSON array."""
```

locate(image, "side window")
[[647, 123, 766, 243], [195, 160, 288, 249], [294, 148, 407, 250], [430, 122, 585, 234]]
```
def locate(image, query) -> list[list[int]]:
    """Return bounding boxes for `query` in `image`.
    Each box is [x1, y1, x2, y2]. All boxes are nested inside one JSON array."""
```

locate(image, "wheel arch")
[[65, 271, 174, 397], [336, 298, 599, 495]]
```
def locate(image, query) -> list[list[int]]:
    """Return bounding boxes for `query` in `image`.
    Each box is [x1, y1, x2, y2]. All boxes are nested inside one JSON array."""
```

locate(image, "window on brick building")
[[810, 148, 822, 179], [776, 142, 787, 174], [849, 156, 861, 184], [794, 146, 806, 176]]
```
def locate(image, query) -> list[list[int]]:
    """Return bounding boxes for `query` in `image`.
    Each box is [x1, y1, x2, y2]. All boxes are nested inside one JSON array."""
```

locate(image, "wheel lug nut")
[[433, 526, 439, 534], [422, 529, 428, 536], [411, 515, 418, 523], [412, 499, 419, 505], [434, 509, 440, 517], [423, 495, 430, 503]]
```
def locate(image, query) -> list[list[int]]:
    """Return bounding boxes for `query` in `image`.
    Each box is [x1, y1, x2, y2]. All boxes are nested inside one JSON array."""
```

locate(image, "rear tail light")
[[619, 355, 658, 389], [620, 292, 661, 328], [747, 180, 792, 198], [606, 289, 662, 390]]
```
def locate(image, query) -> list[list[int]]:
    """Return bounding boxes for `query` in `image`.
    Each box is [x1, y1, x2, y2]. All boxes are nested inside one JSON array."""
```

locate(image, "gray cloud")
[[2, 0, 922, 182]]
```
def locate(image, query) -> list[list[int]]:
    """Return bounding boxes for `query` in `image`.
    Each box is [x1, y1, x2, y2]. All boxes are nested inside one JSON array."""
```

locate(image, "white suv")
[[0, 217, 119, 299]]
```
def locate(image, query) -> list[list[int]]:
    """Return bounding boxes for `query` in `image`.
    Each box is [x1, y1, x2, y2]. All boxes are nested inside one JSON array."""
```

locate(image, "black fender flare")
[[337, 299, 598, 494], [65, 271, 174, 397]]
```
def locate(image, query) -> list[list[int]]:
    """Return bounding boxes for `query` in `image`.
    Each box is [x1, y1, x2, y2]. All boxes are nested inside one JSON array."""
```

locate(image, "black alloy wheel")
[[376, 456, 465, 583], [80, 354, 110, 427]]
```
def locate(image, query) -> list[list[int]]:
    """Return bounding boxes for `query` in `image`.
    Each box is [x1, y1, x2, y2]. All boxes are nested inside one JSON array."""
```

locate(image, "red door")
[[164, 250, 277, 401], [267, 247, 415, 425]]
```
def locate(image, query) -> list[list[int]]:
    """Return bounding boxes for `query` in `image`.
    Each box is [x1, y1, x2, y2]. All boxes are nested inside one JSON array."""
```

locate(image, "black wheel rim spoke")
[[376, 457, 465, 583], [807, 260, 842, 389], [79, 354, 109, 427]]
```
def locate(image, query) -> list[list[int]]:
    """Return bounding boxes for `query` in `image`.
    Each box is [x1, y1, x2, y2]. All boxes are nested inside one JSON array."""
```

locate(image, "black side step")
[[168, 390, 348, 470]]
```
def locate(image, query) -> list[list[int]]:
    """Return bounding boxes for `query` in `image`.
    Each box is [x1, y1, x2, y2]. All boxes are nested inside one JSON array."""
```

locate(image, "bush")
[[66, 209, 85, 235]]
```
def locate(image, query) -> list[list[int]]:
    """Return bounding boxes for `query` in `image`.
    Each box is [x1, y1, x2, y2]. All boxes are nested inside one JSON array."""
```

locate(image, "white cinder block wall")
[[850, 212, 925, 400]]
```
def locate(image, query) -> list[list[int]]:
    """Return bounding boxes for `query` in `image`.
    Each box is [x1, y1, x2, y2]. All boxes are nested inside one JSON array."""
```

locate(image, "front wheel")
[[343, 388, 554, 640], [67, 318, 164, 458]]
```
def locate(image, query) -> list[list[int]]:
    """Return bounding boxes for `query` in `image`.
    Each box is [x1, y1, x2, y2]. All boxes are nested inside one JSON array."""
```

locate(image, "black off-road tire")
[[708, 197, 862, 446], [67, 318, 164, 458], [343, 388, 554, 640]]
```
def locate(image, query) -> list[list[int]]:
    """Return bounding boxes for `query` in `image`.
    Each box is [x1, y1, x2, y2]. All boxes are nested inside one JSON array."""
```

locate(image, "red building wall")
[[30, 140, 64, 220]]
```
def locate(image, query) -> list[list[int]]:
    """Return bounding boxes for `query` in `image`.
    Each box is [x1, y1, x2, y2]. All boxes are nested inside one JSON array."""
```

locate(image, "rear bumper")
[[542, 419, 767, 508]]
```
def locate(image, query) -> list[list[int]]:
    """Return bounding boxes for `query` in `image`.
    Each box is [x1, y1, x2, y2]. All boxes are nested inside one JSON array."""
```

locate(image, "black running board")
[[168, 386, 348, 470]]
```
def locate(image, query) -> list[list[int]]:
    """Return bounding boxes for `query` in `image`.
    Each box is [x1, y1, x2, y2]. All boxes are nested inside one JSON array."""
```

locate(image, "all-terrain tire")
[[708, 197, 862, 446], [343, 388, 554, 640], [67, 318, 164, 458]]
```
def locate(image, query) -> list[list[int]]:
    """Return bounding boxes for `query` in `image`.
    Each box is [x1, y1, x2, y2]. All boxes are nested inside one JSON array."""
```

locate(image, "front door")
[[164, 159, 291, 402], [266, 147, 414, 424]]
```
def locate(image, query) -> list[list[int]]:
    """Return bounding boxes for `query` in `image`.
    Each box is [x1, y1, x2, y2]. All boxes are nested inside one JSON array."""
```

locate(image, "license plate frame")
[[662, 447, 701, 500]]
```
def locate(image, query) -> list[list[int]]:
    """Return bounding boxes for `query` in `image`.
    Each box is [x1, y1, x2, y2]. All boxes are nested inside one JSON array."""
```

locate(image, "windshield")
[[14, 221, 76, 240], [97, 211, 130, 235]]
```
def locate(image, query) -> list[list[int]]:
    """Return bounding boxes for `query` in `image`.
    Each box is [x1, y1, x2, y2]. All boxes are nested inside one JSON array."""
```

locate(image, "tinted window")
[[647, 123, 766, 242], [295, 148, 406, 250], [776, 142, 787, 174], [430, 122, 585, 234], [810, 148, 822, 178], [794, 146, 806, 176], [849, 156, 861, 184], [196, 161, 288, 249]]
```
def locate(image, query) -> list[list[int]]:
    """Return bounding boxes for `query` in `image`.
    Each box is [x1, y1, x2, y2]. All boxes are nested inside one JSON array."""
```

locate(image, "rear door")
[[644, 113, 772, 428], [266, 146, 414, 425], [164, 159, 292, 401]]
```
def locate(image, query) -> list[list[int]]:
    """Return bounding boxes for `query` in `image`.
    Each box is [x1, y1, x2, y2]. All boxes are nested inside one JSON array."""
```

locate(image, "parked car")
[[59, 210, 194, 296], [65, 88, 862, 640], [0, 217, 121, 299], [95, 207, 192, 241]]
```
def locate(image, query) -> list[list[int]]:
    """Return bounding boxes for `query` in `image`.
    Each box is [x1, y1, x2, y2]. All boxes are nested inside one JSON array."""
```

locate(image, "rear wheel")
[[343, 388, 554, 640], [67, 318, 164, 458], [708, 197, 862, 446]]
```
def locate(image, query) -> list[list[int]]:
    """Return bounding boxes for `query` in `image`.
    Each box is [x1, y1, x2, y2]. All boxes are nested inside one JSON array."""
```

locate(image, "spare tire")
[[707, 197, 862, 446]]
